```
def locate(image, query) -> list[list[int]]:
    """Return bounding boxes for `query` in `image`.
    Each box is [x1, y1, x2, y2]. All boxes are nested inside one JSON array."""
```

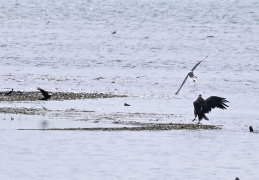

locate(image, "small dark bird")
[[112, 31, 116, 34], [235, 177, 240, 180], [37, 87, 51, 100], [5, 89, 13, 95], [175, 55, 208, 95], [193, 94, 229, 124], [249, 126, 254, 132], [124, 103, 131, 106]]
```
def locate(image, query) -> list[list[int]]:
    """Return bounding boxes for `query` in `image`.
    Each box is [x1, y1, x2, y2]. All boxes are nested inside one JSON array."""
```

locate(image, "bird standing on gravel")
[[175, 55, 208, 95], [37, 87, 51, 100], [5, 89, 13, 95], [193, 94, 229, 124]]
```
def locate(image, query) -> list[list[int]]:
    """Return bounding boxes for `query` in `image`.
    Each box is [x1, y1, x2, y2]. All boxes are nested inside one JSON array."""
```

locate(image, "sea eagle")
[[175, 55, 208, 95], [193, 94, 229, 123], [37, 87, 52, 100]]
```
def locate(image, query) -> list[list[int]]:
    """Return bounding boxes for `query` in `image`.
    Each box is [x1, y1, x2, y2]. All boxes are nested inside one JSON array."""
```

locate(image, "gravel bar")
[[0, 91, 127, 101], [18, 123, 220, 131]]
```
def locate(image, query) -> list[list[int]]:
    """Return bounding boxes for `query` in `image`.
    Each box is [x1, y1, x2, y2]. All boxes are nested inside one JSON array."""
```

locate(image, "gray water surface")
[[0, 0, 259, 179]]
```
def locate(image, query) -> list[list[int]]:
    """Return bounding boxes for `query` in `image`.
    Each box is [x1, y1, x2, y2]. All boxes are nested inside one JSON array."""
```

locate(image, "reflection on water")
[[40, 120, 48, 129]]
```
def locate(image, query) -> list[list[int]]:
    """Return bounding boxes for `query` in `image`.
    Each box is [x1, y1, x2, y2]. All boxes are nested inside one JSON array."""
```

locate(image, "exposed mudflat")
[[0, 91, 218, 132], [0, 103, 220, 131], [19, 122, 220, 131], [0, 91, 127, 101]]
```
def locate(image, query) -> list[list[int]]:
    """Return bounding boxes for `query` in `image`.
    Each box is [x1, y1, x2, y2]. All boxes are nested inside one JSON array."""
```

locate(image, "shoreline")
[[18, 122, 221, 131], [1, 91, 220, 131], [0, 91, 128, 101]]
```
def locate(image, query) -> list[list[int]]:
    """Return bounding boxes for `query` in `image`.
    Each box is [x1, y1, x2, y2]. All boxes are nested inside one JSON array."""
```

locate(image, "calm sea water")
[[0, 0, 259, 179]]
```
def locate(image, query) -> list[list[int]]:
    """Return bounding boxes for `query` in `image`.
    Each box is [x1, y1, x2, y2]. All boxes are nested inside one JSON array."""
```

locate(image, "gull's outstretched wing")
[[175, 74, 189, 94], [191, 55, 209, 72]]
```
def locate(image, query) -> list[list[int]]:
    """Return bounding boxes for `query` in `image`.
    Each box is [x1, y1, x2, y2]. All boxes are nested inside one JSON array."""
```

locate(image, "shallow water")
[[1, 129, 258, 180], [1, 0, 259, 179]]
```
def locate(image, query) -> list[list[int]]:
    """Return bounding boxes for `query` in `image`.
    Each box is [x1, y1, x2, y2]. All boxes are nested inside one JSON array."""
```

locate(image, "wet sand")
[[0, 91, 220, 131], [19, 123, 220, 131]]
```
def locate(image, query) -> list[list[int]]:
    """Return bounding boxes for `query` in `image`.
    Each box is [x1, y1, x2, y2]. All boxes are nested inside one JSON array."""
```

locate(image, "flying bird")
[[193, 94, 229, 124], [175, 55, 208, 95], [37, 87, 51, 100]]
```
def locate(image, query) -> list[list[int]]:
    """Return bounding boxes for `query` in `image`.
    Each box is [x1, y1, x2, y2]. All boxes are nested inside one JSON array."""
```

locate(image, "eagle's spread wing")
[[202, 96, 229, 114], [190, 55, 209, 71], [175, 74, 189, 94], [37, 87, 49, 97]]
